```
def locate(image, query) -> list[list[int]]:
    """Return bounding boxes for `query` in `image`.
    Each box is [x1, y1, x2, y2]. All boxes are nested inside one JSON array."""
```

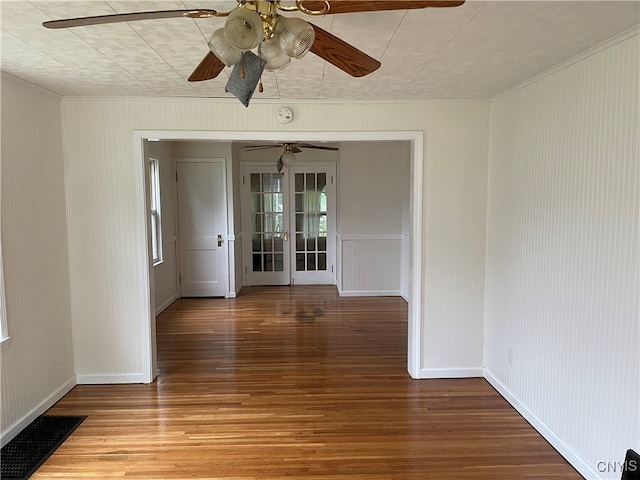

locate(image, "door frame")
[[135, 130, 424, 382]]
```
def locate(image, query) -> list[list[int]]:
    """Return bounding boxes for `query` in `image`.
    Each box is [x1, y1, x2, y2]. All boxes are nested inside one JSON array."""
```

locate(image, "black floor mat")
[[1, 415, 86, 480]]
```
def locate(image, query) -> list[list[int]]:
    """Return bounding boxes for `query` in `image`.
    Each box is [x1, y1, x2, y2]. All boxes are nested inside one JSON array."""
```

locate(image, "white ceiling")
[[1, 0, 638, 100]]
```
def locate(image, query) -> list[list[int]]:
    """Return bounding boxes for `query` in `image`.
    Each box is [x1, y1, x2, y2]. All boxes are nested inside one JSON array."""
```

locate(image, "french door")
[[290, 165, 335, 285], [243, 163, 335, 286], [244, 166, 290, 285]]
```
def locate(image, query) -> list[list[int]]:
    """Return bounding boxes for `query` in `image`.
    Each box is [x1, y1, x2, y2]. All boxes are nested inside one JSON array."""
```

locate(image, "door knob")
[[218, 234, 223, 247], [283, 230, 289, 241]]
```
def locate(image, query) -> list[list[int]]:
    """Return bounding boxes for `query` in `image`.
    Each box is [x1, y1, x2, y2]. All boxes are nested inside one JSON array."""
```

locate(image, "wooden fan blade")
[[43, 9, 220, 29], [244, 144, 283, 151], [298, 144, 340, 151], [188, 52, 226, 82], [291, 147, 303, 153], [303, 1, 464, 14], [309, 24, 380, 78]]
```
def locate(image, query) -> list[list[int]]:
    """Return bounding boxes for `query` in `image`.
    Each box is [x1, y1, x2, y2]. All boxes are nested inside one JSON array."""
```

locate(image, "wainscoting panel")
[[154, 237, 178, 315], [339, 235, 402, 296], [400, 234, 410, 301]]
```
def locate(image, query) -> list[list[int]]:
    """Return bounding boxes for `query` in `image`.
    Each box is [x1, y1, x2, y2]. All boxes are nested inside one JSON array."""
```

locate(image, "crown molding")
[[1, 72, 63, 100], [60, 95, 489, 105]]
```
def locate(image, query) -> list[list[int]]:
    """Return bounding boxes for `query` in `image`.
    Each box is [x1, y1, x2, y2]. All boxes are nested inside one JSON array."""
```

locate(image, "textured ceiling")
[[1, 0, 638, 100]]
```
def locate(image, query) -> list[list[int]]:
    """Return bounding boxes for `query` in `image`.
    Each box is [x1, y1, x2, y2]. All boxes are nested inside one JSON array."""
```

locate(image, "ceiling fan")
[[42, 0, 465, 84], [244, 142, 339, 172]]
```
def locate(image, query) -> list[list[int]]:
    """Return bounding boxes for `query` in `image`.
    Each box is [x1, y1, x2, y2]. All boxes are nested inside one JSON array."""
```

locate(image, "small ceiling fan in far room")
[[42, 1, 466, 89], [244, 142, 339, 172]]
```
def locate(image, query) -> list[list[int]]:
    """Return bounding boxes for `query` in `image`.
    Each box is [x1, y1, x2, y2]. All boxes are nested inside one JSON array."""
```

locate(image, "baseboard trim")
[[483, 370, 600, 480], [420, 368, 484, 379], [76, 373, 147, 384], [0, 376, 77, 446], [229, 285, 243, 298], [338, 290, 402, 297], [155, 293, 179, 316]]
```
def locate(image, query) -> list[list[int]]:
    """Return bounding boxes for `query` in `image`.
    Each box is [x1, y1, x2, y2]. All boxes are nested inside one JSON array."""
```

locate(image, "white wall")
[[401, 144, 411, 300], [59, 99, 489, 381], [150, 141, 178, 315], [485, 34, 639, 479], [0, 75, 75, 442], [338, 141, 410, 296], [231, 143, 244, 295], [338, 142, 409, 236], [172, 141, 233, 160]]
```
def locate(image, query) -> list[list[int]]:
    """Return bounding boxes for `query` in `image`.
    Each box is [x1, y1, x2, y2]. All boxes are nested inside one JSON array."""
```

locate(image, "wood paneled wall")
[[59, 99, 489, 381], [485, 34, 639, 478], [0, 75, 75, 443]]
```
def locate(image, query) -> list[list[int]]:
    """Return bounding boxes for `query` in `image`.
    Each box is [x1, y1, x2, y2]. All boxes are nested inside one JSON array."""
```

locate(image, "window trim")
[[0, 240, 10, 351], [148, 157, 163, 267]]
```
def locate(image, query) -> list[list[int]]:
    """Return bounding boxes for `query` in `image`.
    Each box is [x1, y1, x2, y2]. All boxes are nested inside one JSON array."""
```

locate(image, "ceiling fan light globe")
[[208, 28, 243, 66], [281, 151, 296, 168], [259, 38, 291, 72], [224, 9, 263, 51], [273, 17, 315, 59]]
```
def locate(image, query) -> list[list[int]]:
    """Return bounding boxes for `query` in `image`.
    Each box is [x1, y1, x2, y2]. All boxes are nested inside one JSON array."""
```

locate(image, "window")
[[148, 158, 163, 266]]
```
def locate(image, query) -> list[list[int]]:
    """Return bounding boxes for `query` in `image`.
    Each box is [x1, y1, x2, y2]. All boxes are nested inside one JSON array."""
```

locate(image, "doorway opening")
[[136, 131, 424, 381]]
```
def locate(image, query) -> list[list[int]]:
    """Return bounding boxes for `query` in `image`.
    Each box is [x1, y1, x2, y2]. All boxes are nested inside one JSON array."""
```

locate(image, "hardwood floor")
[[39, 286, 581, 479]]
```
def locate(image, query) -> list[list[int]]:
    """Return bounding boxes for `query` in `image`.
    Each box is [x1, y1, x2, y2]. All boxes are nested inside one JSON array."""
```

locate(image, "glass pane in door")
[[294, 173, 327, 272], [250, 173, 285, 272]]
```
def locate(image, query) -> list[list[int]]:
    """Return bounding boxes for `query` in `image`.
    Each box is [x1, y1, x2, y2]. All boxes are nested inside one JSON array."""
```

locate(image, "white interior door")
[[290, 164, 336, 285], [243, 165, 290, 286], [177, 160, 227, 297]]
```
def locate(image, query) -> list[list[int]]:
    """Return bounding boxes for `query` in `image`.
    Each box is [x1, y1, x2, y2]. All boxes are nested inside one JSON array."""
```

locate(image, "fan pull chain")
[[257, 43, 264, 93]]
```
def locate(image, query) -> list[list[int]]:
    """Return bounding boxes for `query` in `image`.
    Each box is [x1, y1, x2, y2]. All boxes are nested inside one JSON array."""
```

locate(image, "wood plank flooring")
[[38, 286, 581, 479]]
